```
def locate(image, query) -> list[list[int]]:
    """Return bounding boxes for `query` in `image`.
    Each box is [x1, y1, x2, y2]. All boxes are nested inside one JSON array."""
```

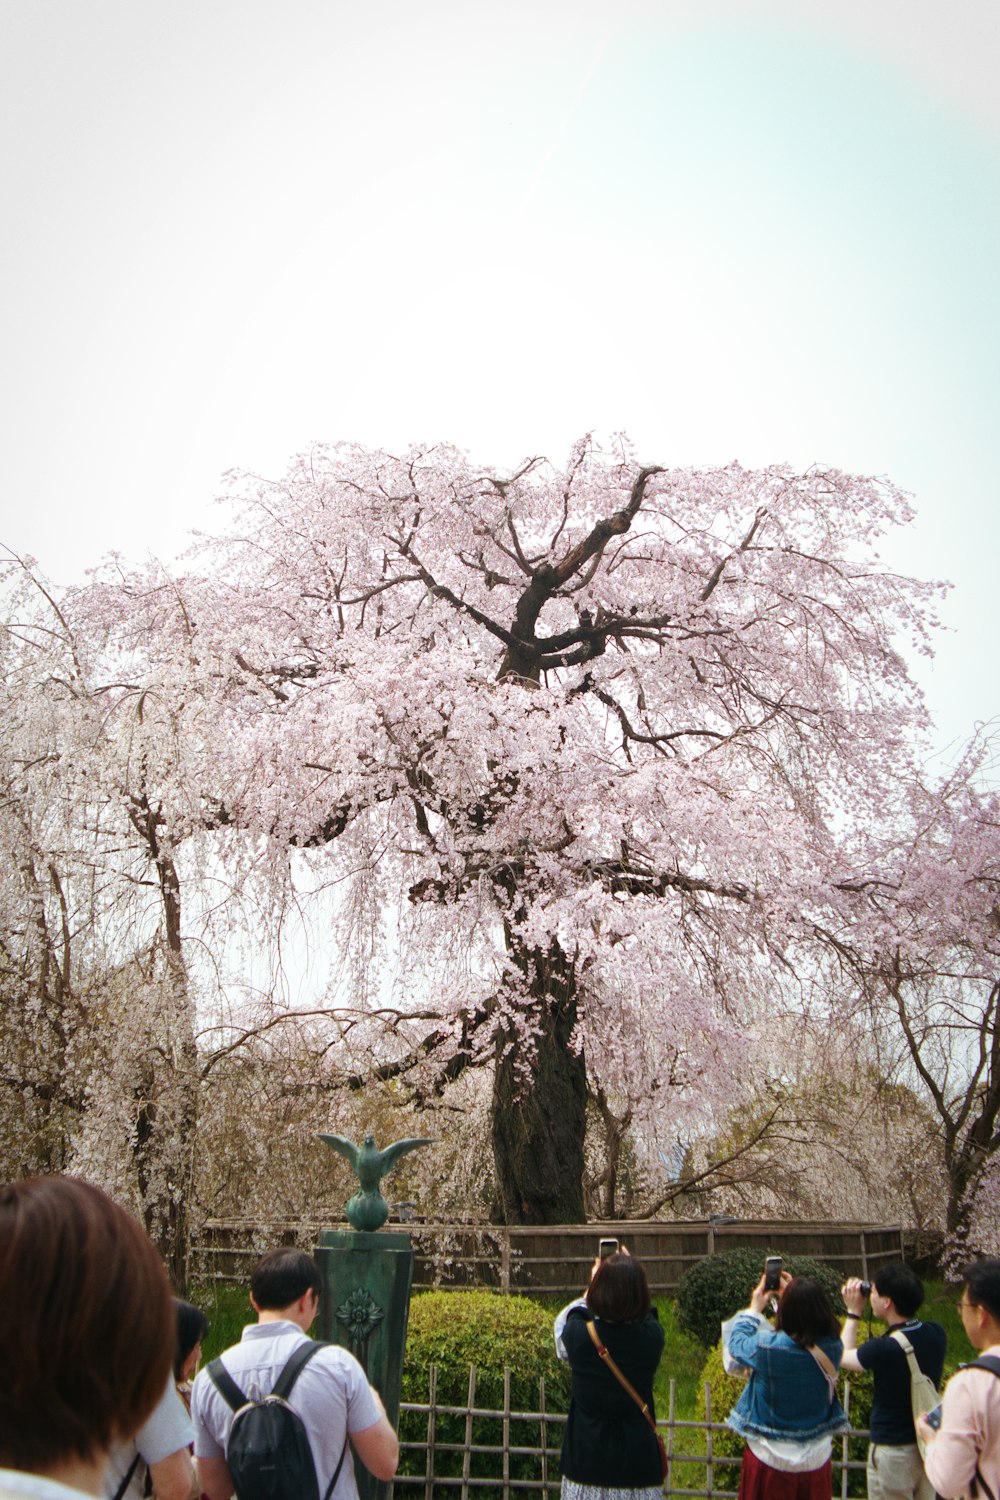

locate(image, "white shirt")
[[103, 1379, 193, 1500], [0, 1473, 93, 1500], [192, 1322, 382, 1500]]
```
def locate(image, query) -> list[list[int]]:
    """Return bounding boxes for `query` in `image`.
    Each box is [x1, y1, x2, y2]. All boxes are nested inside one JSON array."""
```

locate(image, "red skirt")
[[738, 1446, 833, 1500]]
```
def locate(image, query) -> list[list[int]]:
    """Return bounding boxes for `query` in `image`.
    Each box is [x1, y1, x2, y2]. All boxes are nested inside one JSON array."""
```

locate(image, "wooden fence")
[[191, 1219, 903, 1297], [389, 1374, 869, 1499]]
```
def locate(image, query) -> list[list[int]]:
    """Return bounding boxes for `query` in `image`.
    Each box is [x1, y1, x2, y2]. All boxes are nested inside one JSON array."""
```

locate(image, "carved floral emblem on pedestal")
[[336, 1287, 385, 1367]]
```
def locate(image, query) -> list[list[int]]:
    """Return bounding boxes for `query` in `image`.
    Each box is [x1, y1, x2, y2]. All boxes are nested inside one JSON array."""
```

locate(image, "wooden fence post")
[[664, 1376, 676, 1494], [840, 1379, 851, 1500], [539, 1375, 550, 1500], [424, 1365, 437, 1500], [502, 1368, 512, 1500], [461, 1365, 476, 1500]]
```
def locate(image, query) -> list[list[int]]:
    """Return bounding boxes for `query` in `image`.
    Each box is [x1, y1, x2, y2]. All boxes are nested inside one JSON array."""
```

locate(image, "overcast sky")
[[2, 0, 997, 759]]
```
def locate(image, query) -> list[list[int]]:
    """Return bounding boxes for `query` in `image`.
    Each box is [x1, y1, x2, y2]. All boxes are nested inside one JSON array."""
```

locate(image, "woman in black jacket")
[[554, 1248, 665, 1499]]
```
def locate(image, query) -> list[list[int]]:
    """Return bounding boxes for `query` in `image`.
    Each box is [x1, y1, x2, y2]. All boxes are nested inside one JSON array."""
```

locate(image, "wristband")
[[844, 1313, 861, 1320]]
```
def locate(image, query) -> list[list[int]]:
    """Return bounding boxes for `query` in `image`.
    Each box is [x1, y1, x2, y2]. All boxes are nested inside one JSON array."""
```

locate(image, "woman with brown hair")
[[726, 1271, 849, 1500], [554, 1248, 665, 1499], [0, 1175, 178, 1500]]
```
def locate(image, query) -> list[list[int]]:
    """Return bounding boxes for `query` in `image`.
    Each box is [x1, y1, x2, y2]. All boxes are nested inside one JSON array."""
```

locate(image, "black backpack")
[[208, 1341, 348, 1500]]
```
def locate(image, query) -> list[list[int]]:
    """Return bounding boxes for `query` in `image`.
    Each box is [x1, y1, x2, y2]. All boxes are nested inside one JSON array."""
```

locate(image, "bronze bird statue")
[[318, 1130, 434, 1231]]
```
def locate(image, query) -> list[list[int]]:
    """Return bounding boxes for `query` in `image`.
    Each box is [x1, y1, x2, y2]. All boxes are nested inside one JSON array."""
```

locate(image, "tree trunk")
[[129, 800, 199, 1290], [490, 939, 588, 1224]]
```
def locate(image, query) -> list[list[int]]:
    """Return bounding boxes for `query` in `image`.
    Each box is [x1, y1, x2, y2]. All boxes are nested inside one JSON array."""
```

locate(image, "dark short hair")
[[775, 1276, 840, 1345], [874, 1262, 924, 1318], [964, 1260, 1000, 1322], [587, 1253, 652, 1322], [174, 1298, 210, 1381], [250, 1248, 321, 1310], [0, 1175, 173, 1473]]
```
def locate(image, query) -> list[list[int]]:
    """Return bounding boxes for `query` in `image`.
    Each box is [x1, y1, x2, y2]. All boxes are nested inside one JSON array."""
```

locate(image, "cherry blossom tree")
[[671, 1021, 948, 1228], [0, 552, 201, 1282], [842, 736, 1000, 1254], [72, 435, 940, 1223]]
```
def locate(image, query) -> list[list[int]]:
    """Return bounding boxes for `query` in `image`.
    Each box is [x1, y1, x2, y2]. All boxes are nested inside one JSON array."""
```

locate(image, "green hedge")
[[400, 1291, 571, 1489], [677, 1248, 845, 1348]]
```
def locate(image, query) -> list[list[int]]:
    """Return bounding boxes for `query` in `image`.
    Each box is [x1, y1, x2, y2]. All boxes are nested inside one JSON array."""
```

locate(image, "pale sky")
[[1, 0, 998, 757]]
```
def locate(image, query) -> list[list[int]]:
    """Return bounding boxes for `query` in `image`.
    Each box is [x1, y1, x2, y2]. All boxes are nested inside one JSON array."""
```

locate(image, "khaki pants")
[[867, 1442, 933, 1500]]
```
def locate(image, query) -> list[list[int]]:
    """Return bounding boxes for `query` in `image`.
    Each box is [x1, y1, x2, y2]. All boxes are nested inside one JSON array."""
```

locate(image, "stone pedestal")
[[314, 1229, 414, 1500]]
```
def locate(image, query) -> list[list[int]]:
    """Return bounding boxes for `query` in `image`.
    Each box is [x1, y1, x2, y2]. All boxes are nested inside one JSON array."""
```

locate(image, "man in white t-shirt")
[[191, 1248, 398, 1500]]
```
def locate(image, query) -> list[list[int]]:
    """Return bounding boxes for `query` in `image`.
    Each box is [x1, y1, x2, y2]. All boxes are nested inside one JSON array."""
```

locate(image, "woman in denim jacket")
[[726, 1271, 848, 1500]]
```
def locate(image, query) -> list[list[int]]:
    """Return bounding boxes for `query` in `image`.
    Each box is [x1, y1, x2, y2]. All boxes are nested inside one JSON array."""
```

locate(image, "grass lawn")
[[192, 1279, 254, 1363], [924, 1279, 975, 1372], [653, 1296, 708, 1419]]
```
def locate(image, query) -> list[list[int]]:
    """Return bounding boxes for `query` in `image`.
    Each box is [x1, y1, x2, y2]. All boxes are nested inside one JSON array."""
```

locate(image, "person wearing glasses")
[[917, 1261, 1000, 1500]]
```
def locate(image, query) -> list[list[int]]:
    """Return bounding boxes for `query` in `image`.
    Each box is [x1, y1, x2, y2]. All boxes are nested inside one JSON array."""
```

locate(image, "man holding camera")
[[840, 1264, 946, 1500]]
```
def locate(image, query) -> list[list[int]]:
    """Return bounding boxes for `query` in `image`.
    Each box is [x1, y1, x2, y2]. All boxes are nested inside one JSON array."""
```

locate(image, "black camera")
[[859, 1280, 872, 1297]]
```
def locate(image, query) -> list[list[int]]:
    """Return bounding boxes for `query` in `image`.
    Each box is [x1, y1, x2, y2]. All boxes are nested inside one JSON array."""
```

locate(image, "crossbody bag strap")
[[585, 1319, 656, 1432], [889, 1329, 923, 1381], [110, 1451, 143, 1500], [806, 1343, 838, 1402]]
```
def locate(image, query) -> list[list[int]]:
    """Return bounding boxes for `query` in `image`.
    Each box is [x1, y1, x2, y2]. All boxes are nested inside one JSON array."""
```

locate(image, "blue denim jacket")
[[726, 1313, 848, 1442]]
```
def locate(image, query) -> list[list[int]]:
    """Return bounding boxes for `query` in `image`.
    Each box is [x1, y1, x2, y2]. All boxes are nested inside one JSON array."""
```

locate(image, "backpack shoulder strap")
[[271, 1340, 327, 1402], [322, 1437, 349, 1500], [960, 1356, 1000, 1378], [208, 1358, 250, 1413]]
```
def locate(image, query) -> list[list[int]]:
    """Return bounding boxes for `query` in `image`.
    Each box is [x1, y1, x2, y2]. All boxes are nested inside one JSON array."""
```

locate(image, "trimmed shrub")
[[400, 1291, 571, 1488], [403, 1289, 571, 1408], [677, 1248, 845, 1348]]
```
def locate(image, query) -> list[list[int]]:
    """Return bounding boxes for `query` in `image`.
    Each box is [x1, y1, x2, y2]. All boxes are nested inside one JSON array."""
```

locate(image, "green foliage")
[[400, 1291, 571, 1491], [190, 1280, 252, 1363], [403, 1290, 571, 1409], [924, 1280, 975, 1372], [693, 1337, 749, 1492], [654, 1296, 710, 1419], [677, 1248, 845, 1347]]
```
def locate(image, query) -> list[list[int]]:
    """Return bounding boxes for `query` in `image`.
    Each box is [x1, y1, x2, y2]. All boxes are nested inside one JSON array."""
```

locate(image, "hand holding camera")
[[588, 1238, 626, 1286], [841, 1276, 872, 1316], [750, 1257, 790, 1315]]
